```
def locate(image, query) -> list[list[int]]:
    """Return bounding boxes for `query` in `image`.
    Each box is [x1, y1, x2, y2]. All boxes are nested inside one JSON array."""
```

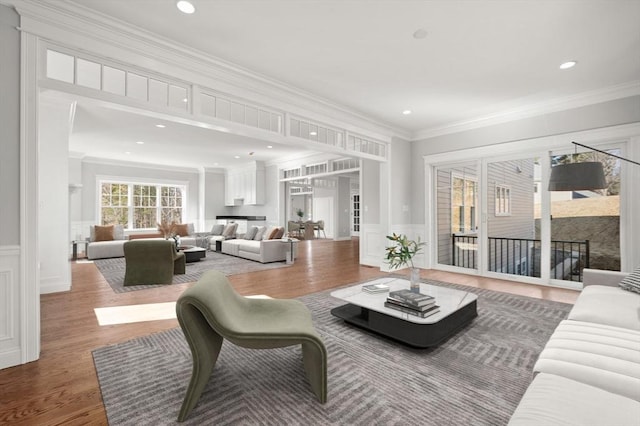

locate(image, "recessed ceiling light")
[[267, 145, 273, 149], [413, 28, 428, 39], [176, 1, 195, 14], [182, 98, 188, 103], [309, 131, 317, 136], [125, 151, 131, 155], [234, 155, 240, 159], [402, 110, 412, 115], [155, 124, 166, 128], [136, 141, 144, 145], [559, 61, 577, 70]]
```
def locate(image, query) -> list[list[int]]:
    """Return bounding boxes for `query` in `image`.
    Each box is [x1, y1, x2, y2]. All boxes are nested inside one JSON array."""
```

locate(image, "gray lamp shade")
[[548, 162, 607, 191]]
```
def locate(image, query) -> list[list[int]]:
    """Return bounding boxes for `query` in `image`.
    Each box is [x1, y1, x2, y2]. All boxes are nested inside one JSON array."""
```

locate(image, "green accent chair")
[[175, 270, 327, 422], [123, 239, 185, 286]]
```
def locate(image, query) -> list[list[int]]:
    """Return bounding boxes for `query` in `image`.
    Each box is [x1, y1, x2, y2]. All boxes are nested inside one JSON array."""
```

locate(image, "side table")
[[72, 240, 89, 260]]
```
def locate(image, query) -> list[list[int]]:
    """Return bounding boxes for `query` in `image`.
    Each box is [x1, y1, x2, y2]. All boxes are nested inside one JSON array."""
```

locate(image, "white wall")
[[336, 176, 351, 239], [203, 169, 228, 231], [360, 158, 383, 266], [38, 97, 73, 294], [0, 3, 27, 369]]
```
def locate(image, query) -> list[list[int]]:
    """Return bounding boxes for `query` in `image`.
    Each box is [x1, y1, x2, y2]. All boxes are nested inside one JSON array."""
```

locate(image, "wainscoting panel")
[[0, 246, 21, 369], [360, 224, 382, 267]]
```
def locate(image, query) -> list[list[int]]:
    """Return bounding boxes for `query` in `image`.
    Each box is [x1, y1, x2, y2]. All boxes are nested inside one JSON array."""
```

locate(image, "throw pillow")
[[222, 222, 238, 238], [187, 223, 195, 235], [619, 267, 640, 294], [210, 224, 225, 235], [262, 226, 277, 240], [253, 226, 267, 241], [274, 227, 285, 239], [244, 226, 258, 240], [174, 223, 190, 237], [94, 225, 114, 242]]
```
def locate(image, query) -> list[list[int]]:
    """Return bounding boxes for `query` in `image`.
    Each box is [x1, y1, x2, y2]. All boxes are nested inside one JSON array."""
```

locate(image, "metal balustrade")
[[451, 234, 590, 282]]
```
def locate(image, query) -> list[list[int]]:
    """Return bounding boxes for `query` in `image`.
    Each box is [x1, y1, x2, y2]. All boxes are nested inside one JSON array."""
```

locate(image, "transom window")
[[100, 181, 185, 229]]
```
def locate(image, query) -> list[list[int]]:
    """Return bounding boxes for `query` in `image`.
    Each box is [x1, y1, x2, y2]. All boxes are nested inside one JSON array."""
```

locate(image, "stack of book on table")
[[361, 282, 390, 293], [385, 289, 440, 318]]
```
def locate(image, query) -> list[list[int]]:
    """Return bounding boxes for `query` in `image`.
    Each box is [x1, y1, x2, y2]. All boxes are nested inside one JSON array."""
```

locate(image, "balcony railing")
[[451, 234, 590, 282]]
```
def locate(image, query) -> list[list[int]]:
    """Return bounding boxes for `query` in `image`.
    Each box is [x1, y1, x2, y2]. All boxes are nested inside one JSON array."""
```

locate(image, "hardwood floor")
[[0, 238, 578, 425]]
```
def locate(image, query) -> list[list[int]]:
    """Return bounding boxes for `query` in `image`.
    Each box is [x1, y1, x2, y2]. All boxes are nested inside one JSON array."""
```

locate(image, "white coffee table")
[[330, 277, 478, 348]]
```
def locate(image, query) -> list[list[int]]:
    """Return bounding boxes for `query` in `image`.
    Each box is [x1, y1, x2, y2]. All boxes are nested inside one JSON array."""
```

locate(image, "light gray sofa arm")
[[260, 239, 291, 263], [582, 268, 629, 287]]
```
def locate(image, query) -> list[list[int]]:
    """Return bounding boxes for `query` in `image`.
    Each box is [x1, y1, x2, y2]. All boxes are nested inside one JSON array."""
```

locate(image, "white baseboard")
[[40, 275, 71, 294]]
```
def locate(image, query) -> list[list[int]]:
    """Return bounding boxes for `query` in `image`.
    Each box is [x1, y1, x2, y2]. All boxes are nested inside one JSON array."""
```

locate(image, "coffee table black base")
[[330, 300, 477, 348], [182, 249, 206, 263]]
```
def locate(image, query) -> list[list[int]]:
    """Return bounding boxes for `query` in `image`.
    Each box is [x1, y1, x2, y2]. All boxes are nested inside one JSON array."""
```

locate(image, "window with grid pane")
[[160, 186, 183, 224], [101, 183, 129, 226], [99, 181, 185, 229], [133, 185, 157, 228]]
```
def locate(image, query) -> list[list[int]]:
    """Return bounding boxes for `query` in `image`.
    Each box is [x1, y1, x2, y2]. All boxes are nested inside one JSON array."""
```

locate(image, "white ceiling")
[[68, 103, 309, 169], [60, 0, 640, 168]]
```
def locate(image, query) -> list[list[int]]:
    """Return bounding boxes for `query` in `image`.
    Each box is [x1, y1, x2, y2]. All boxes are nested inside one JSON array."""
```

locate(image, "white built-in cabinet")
[[225, 161, 265, 206]]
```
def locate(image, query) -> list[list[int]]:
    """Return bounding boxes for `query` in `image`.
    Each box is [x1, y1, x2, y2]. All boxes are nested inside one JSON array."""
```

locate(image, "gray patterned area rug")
[[94, 252, 289, 293], [93, 279, 571, 425]]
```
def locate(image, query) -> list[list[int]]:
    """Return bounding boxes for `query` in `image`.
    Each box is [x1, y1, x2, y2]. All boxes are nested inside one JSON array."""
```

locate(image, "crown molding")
[[8, 0, 408, 141], [81, 156, 200, 174], [412, 80, 640, 141]]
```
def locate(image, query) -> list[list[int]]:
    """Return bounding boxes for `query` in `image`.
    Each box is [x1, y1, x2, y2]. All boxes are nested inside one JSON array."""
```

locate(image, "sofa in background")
[[86, 222, 239, 259], [86, 224, 129, 260], [221, 225, 296, 263], [508, 268, 640, 425]]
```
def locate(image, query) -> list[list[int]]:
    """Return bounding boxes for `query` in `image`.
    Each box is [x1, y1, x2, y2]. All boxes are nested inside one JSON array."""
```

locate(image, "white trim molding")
[[413, 81, 640, 141], [0, 246, 22, 369]]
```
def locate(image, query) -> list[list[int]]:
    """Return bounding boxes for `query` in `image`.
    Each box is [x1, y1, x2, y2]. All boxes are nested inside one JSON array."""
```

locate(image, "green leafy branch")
[[385, 233, 425, 269]]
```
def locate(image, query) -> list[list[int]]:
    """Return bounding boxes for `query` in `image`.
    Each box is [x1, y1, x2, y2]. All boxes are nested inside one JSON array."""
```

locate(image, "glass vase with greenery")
[[296, 209, 304, 221], [385, 233, 425, 292]]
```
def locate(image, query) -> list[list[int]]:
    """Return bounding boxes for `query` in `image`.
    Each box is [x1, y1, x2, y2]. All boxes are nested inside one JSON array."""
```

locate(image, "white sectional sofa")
[[221, 225, 296, 263], [86, 223, 238, 260], [86, 224, 128, 260], [509, 268, 640, 425]]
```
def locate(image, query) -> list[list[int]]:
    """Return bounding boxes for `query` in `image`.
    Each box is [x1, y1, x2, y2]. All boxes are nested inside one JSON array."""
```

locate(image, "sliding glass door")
[[547, 147, 621, 283], [485, 158, 540, 279], [430, 142, 624, 286], [435, 162, 479, 271]]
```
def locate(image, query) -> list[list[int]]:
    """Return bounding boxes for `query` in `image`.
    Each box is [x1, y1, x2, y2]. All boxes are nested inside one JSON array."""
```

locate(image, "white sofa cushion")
[[210, 224, 224, 235], [534, 320, 640, 401], [244, 226, 258, 240], [508, 373, 640, 426], [568, 285, 640, 330], [253, 226, 267, 241], [87, 239, 126, 260], [222, 222, 238, 238]]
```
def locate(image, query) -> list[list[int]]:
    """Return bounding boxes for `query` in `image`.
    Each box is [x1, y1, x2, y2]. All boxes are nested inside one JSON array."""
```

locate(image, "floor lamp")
[[548, 141, 640, 191]]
